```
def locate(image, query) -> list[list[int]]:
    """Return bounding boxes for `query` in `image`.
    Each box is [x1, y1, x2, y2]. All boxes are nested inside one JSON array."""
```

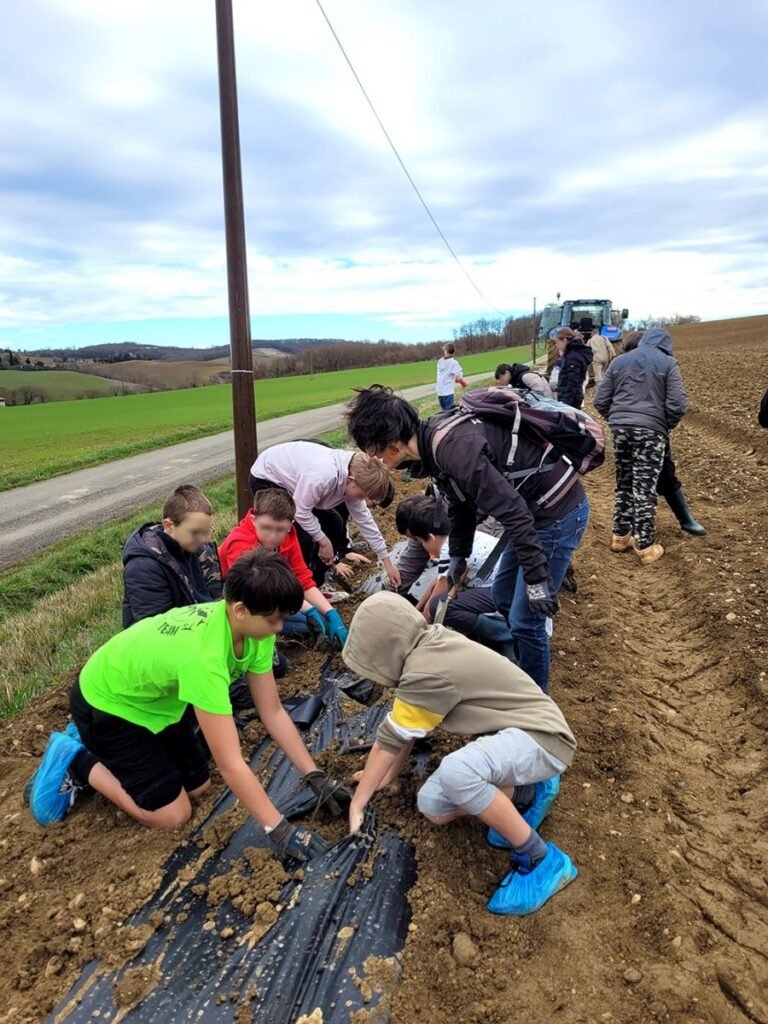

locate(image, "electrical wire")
[[313, 0, 505, 317]]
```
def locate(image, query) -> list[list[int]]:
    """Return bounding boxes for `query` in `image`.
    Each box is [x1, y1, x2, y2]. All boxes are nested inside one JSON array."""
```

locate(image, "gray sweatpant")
[[416, 728, 567, 818]]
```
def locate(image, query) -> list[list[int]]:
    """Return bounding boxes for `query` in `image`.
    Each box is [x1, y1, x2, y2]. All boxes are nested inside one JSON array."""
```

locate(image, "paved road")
[[0, 374, 491, 570]]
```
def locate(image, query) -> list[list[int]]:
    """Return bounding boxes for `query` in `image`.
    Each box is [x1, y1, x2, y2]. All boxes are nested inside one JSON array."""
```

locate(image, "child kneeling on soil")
[[26, 550, 350, 863], [218, 488, 348, 648], [394, 494, 517, 660], [343, 592, 577, 915]]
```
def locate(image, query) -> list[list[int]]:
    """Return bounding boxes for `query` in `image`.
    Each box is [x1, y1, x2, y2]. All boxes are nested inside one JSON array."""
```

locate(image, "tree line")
[[250, 314, 539, 379]]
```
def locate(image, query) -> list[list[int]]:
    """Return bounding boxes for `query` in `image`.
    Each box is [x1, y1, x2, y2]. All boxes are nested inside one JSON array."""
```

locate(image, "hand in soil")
[[349, 802, 365, 834], [344, 552, 370, 565]]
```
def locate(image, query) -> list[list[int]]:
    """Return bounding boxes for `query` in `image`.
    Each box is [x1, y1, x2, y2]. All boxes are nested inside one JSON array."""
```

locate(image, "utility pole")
[[531, 297, 537, 365], [215, 0, 257, 519]]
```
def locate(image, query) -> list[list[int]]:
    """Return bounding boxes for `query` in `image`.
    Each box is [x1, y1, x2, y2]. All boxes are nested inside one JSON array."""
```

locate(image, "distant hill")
[[0, 369, 145, 404], [19, 337, 356, 364]]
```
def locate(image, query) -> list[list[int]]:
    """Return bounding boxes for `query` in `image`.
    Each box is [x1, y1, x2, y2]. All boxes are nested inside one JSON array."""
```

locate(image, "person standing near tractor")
[[594, 328, 689, 564], [587, 328, 615, 386], [435, 343, 467, 410], [553, 329, 592, 409]]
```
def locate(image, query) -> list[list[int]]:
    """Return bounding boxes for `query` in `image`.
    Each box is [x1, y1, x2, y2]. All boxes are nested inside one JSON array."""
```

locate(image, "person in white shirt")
[[249, 442, 401, 588], [435, 343, 467, 410]]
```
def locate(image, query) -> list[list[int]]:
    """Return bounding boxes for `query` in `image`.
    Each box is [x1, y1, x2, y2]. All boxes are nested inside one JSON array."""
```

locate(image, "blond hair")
[[349, 452, 392, 503]]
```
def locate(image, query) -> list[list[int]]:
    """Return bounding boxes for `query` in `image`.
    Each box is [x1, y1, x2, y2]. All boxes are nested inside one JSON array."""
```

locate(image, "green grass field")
[[0, 346, 528, 491], [0, 368, 137, 402]]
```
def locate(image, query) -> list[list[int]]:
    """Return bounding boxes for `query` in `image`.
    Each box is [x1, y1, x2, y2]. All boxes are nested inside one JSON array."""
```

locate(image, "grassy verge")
[[1, 346, 527, 491]]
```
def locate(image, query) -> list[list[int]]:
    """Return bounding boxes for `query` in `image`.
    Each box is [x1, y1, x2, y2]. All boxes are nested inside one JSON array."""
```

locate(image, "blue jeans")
[[491, 495, 590, 693], [438, 394, 455, 411]]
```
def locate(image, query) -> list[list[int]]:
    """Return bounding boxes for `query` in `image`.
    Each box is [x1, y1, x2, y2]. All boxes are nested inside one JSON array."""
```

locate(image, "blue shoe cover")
[[28, 731, 84, 826], [65, 721, 82, 744], [523, 776, 560, 830], [487, 842, 577, 915], [486, 776, 561, 848]]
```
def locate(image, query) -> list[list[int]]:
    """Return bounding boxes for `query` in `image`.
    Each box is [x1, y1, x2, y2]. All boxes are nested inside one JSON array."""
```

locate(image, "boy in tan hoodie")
[[343, 591, 578, 915]]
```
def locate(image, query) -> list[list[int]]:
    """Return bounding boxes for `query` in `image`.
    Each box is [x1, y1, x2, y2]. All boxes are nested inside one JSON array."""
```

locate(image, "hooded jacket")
[[556, 337, 593, 409], [218, 511, 315, 589], [416, 412, 584, 583], [250, 442, 388, 559], [508, 364, 554, 399], [343, 592, 576, 766], [122, 524, 222, 628], [594, 328, 688, 434]]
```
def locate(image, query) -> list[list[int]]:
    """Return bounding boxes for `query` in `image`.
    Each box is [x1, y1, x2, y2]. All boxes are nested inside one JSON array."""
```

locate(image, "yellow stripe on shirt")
[[390, 697, 444, 734]]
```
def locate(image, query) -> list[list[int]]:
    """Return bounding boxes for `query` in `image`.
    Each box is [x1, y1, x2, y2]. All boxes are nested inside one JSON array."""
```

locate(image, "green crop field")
[[0, 346, 529, 491], [0, 369, 138, 403]]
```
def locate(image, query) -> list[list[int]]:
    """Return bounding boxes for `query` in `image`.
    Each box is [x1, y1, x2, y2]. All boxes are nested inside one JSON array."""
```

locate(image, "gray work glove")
[[526, 577, 560, 617], [268, 817, 330, 862]]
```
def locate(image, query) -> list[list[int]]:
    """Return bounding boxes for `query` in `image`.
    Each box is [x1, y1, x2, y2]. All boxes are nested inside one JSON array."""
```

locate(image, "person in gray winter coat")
[[594, 328, 688, 564], [620, 331, 704, 537]]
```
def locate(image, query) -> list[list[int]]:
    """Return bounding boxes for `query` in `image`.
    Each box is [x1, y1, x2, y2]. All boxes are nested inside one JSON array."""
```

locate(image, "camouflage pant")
[[612, 427, 667, 549]]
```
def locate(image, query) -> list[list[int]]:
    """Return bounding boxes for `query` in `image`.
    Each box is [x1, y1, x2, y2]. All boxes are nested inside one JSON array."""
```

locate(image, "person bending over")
[[345, 385, 589, 693], [249, 441, 400, 589], [26, 550, 350, 864], [343, 594, 578, 916]]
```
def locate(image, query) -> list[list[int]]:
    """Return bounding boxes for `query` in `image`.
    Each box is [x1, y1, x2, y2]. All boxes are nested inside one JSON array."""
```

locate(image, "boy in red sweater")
[[219, 489, 348, 647]]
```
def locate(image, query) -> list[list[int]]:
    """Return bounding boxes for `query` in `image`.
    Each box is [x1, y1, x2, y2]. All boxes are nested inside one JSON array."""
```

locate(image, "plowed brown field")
[[0, 318, 765, 1024]]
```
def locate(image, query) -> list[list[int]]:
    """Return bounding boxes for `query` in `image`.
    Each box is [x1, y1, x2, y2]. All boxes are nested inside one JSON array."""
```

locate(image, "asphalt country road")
[[0, 375, 491, 570]]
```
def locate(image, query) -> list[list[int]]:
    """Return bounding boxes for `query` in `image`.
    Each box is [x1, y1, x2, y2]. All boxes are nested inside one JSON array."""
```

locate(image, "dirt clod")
[[452, 932, 479, 966]]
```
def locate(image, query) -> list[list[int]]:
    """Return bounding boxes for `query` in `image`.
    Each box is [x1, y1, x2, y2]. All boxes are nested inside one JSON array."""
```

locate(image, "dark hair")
[[379, 480, 395, 510], [622, 330, 643, 352], [345, 385, 419, 455], [163, 484, 213, 524], [223, 548, 303, 616], [252, 488, 295, 521], [495, 363, 513, 380], [443, 343, 456, 356], [395, 495, 450, 541]]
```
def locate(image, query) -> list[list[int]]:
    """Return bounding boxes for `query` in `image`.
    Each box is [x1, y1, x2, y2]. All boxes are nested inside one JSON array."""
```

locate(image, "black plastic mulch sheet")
[[49, 665, 416, 1024]]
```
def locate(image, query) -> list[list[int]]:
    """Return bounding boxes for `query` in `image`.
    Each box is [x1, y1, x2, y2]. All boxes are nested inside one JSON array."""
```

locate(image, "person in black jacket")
[[122, 485, 280, 701], [554, 329, 593, 409], [122, 485, 222, 628], [345, 386, 590, 693]]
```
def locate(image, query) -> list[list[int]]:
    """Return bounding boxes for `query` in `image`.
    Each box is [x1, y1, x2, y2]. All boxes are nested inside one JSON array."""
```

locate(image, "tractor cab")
[[562, 299, 628, 342]]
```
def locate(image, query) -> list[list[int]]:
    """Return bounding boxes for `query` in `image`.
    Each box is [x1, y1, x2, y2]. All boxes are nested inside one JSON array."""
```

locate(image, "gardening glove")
[[447, 556, 468, 588], [324, 608, 348, 648], [304, 606, 327, 648], [268, 817, 330, 863], [526, 577, 560, 617], [303, 769, 354, 817]]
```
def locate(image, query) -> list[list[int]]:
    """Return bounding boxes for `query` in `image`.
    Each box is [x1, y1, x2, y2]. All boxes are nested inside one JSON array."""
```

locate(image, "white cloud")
[[0, 0, 767, 343]]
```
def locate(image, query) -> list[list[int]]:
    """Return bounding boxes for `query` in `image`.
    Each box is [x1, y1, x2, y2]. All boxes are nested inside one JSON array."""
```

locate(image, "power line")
[[313, 0, 505, 318]]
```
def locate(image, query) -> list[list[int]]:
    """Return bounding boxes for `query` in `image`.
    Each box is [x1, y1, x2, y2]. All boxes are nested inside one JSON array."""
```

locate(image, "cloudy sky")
[[1, 0, 767, 350]]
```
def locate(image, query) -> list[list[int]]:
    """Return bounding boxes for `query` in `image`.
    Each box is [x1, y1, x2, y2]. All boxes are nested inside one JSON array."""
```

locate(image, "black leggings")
[[656, 441, 682, 498], [249, 475, 350, 586]]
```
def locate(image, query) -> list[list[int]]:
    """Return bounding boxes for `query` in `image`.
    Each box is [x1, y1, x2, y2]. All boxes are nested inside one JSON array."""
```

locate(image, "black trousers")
[[249, 474, 350, 586], [656, 441, 682, 498]]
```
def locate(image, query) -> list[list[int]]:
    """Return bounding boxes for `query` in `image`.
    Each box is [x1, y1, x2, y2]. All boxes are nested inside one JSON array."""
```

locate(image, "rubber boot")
[[664, 486, 706, 536]]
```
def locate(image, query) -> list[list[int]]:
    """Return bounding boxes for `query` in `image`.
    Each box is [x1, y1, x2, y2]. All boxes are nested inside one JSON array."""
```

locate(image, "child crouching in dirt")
[[219, 488, 349, 648], [343, 592, 577, 915], [25, 550, 350, 863]]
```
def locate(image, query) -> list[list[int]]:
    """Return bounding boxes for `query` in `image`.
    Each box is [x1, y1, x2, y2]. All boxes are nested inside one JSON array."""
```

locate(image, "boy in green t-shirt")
[[27, 549, 349, 863]]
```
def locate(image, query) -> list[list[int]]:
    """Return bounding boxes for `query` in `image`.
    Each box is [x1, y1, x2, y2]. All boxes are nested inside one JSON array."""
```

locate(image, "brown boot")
[[611, 533, 634, 553], [635, 542, 664, 565]]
